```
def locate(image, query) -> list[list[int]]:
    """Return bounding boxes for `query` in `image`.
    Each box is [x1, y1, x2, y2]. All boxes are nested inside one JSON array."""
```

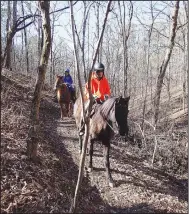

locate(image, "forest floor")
[[1, 70, 188, 213]]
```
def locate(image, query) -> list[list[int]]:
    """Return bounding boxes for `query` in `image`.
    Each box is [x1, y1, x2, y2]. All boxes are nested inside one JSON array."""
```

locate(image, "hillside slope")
[[1, 70, 188, 213]]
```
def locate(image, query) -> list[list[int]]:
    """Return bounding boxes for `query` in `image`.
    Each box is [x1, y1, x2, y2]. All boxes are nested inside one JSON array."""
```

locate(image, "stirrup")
[[79, 124, 85, 136], [79, 131, 84, 136]]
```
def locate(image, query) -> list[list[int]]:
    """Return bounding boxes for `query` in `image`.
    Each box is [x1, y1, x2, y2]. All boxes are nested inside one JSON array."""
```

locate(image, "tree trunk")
[[50, 12, 55, 86], [12, 1, 17, 68], [21, 1, 29, 74], [4, 1, 17, 70], [3, 1, 11, 69], [81, 1, 88, 82], [141, 1, 155, 131], [118, 1, 133, 98], [153, 0, 180, 126], [37, 7, 42, 66], [70, 1, 112, 212], [95, 1, 100, 62], [27, 1, 51, 160], [3, 30, 15, 69], [2, 13, 34, 69]]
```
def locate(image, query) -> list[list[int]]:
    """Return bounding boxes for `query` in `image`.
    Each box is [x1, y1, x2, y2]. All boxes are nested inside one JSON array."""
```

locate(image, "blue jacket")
[[63, 75, 74, 91]]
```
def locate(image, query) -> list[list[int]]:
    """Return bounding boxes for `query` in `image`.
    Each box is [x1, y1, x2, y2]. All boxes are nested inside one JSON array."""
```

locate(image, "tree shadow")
[[110, 145, 188, 202], [35, 97, 112, 213], [110, 202, 168, 213], [37, 97, 187, 212]]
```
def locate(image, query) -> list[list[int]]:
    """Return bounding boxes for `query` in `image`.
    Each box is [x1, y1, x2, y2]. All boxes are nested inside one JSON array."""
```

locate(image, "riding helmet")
[[94, 62, 105, 71], [65, 68, 70, 73]]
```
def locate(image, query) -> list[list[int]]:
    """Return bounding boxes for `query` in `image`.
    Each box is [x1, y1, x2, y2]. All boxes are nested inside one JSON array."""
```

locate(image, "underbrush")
[[125, 116, 188, 176]]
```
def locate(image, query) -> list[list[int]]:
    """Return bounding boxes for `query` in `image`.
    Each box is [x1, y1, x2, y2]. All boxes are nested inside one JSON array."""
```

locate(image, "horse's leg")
[[103, 143, 114, 187], [68, 102, 70, 117], [68, 102, 73, 117], [78, 132, 89, 155], [65, 103, 69, 117], [88, 138, 94, 172], [79, 133, 82, 154], [60, 103, 64, 119]]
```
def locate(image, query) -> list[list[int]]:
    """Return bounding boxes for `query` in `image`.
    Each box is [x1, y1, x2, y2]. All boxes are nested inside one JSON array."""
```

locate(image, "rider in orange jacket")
[[79, 62, 111, 135], [85, 62, 111, 103]]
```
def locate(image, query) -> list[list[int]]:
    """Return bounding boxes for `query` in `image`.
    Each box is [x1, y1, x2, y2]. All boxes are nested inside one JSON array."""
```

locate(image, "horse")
[[73, 95, 130, 187], [54, 75, 73, 119]]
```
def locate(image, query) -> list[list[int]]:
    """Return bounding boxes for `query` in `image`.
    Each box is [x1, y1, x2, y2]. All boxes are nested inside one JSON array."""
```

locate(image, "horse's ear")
[[119, 95, 122, 100], [125, 96, 130, 102], [116, 95, 122, 103]]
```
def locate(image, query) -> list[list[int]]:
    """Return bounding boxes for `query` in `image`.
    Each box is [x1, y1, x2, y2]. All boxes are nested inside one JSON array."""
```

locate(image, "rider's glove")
[[104, 94, 109, 100], [93, 94, 99, 100]]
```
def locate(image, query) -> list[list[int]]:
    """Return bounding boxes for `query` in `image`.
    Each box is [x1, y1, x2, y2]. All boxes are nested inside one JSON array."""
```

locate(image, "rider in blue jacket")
[[63, 68, 76, 103]]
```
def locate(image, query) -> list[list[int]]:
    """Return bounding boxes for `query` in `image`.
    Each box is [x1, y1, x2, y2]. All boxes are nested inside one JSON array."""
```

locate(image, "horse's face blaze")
[[115, 96, 130, 136]]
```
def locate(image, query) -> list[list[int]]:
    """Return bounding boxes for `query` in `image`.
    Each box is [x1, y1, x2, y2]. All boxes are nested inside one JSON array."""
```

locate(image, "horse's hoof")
[[109, 181, 114, 188], [88, 167, 93, 172]]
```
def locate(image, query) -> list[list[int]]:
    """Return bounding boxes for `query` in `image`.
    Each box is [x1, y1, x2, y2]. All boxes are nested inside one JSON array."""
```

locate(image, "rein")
[[105, 118, 118, 134], [99, 100, 119, 134]]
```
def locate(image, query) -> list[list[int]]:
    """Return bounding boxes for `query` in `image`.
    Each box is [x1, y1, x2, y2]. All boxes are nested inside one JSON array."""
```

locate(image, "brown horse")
[[74, 95, 130, 187], [54, 75, 73, 119]]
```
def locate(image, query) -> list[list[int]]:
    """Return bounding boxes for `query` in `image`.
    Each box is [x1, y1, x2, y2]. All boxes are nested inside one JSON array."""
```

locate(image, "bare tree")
[[2, 14, 34, 69], [153, 0, 180, 126], [69, 1, 113, 212], [118, 1, 133, 97], [72, 1, 94, 82], [2, 1, 11, 68], [81, 1, 94, 81], [27, 1, 51, 160], [95, 1, 100, 61], [38, 7, 43, 66], [21, 1, 29, 74], [50, 3, 56, 86], [140, 2, 163, 131], [12, 1, 17, 66]]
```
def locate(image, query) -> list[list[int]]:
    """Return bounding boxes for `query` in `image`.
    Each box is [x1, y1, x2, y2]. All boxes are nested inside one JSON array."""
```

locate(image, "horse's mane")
[[95, 97, 116, 119]]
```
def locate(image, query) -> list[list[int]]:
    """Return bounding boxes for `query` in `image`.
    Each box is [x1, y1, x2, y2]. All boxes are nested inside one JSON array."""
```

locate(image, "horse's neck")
[[102, 102, 115, 122]]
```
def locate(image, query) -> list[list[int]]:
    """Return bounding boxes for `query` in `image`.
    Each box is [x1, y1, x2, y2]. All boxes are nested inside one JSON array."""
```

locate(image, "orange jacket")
[[85, 72, 111, 101]]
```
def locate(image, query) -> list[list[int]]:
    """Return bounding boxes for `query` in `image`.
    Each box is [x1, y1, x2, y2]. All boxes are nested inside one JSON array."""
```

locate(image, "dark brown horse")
[[74, 96, 130, 187], [54, 75, 73, 119]]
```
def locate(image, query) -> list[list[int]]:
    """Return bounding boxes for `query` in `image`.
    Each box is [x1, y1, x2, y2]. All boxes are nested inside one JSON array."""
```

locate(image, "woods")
[[1, 1, 188, 213], [1, 1, 187, 109]]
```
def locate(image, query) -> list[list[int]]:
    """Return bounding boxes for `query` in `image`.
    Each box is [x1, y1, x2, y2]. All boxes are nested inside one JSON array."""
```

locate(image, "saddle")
[[79, 101, 102, 136], [90, 101, 102, 118]]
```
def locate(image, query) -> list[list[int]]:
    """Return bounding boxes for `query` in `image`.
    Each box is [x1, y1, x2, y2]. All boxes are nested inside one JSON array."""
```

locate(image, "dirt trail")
[[41, 97, 187, 213]]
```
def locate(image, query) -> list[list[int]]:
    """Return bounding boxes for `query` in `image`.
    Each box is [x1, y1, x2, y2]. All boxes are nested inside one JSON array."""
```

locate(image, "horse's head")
[[54, 75, 63, 90], [114, 96, 130, 136]]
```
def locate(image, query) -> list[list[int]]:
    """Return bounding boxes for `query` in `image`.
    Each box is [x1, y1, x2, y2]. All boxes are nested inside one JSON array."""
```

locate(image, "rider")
[[85, 62, 111, 103], [80, 62, 111, 135], [62, 68, 76, 103]]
